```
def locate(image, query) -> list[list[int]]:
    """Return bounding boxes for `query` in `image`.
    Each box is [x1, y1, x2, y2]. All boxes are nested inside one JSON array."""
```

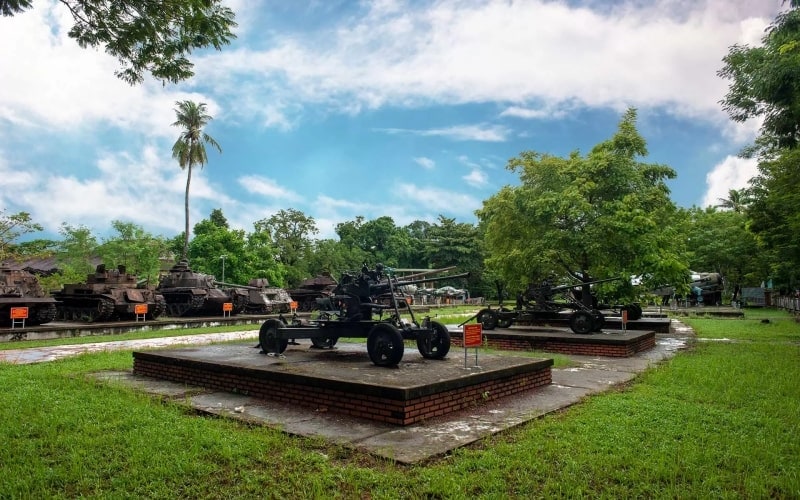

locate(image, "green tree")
[[424, 216, 483, 293], [171, 100, 222, 260], [715, 188, 750, 213], [718, 1, 800, 149], [55, 223, 98, 285], [0, 210, 42, 261], [1, 0, 236, 85], [477, 108, 685, 303], [188, 213, 248, 284], [97, 220, 167, 282], [255, 209, 318, 286]]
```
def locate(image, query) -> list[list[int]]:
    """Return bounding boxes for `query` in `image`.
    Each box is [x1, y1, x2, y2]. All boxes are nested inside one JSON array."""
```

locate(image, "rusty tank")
[[157, 259, 248, 317], [52, 264, 166, 322], [0, 266, 58, 326], [231, 278, 293, 314], [285, 274, 337, 312]]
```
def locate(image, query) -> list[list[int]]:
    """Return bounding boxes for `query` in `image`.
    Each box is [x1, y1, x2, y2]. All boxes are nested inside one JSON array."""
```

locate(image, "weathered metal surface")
[[0, 266, 58, 326]]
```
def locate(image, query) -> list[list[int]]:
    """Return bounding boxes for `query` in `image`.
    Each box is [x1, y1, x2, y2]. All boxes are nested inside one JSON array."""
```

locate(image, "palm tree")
[[171, 100, 222, 259], [716, 188, 748, 213]]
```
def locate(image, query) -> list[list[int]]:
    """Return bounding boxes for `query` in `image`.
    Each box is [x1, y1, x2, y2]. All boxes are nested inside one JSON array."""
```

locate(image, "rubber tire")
[[367, 323, 405, 367], [496, 307, 514, 328], [310, 336, 339, 349], [259, 318, 288, 354], [569, 310, 594, 334], [417, 321, 451, 360], [477, 309, 498, 330], [591, 310, 605, 332]]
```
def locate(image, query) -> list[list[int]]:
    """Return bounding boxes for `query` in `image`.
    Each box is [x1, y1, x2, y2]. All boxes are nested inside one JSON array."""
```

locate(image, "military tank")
[[224, 278, 293, 314], [286, 274, 337, 312], [157, 259, 248, 317], [0, 266, 58, 326], [53, 264, 166, 322]]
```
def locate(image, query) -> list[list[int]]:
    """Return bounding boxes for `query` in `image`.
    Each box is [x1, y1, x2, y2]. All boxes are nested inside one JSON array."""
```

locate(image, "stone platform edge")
[[132, 352, 554, 426], [452, 330, 656, 357]]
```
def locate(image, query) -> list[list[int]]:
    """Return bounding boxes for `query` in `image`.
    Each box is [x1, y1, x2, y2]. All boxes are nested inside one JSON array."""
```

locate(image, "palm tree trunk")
[[183, 162, 193, 259]]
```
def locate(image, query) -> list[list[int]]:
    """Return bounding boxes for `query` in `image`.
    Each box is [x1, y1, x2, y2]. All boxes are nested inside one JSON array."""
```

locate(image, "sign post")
[[621, 309, 628, 333], [463, 323, 482, 368], [10, 307, 28, 329], [134, 304, 148, 322], [222, 302, 233, 318]]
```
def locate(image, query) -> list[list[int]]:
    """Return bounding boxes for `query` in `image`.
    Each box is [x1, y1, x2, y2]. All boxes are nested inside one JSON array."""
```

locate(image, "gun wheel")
[[259, 319, 288, 355], [477, 309, 498, 330], [569, 310, 594, 334], [311, 336, 339, 349], [367, 323, 404, 366], [417, 321, 451, 359], [591, 310, 605, 332], [496, 307, 514, 328]]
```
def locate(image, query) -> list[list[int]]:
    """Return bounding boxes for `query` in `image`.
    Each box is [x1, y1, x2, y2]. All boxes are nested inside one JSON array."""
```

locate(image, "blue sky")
[[0, 0, 781, 241]]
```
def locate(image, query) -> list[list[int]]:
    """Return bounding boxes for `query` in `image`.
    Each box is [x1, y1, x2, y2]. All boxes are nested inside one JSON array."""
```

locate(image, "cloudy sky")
[[0, 0, 781, 241]]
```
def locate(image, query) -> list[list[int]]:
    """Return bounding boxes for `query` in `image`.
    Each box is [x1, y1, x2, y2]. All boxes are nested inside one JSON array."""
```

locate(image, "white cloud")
[[376, 124, 509, 142], [463, 169, 489, 188], [238, 175, 303, 201], [702, 155, 759, 208], [414, 157, 435, 169], [395, 183, 480, 216]]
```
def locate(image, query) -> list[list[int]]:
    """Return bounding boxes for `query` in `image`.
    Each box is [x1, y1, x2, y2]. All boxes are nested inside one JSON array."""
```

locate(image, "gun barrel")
[[392, 271, 471, 288], [214, 280, 260, 290]]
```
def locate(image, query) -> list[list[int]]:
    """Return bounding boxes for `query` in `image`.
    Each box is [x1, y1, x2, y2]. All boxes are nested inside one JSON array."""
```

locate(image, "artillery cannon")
[[258, 263, 470, 367], [474, 276, 624, 334]]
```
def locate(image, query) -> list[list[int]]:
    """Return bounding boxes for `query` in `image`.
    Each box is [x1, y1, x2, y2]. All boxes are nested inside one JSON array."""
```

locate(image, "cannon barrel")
[[213, 280, 260, 290], [536, 276, 622, 294], [370, 271, 470, 295]]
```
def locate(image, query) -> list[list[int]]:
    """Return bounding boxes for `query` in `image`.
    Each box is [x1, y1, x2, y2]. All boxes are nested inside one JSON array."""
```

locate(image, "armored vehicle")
[[0, 266, 58, 326], [242, 278, 293, 314], [259, 264, 470, 367], [285, 274, 337, 311], [53, 264, 166, 322], [157, 259, 248, 317]]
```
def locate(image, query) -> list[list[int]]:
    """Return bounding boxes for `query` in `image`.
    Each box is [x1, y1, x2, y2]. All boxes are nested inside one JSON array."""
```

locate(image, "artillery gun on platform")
[[474, 277, 624, 334], [0, 266, 58, 326], [53, 264, 166, 322], [258, 263, 470, 367], [157, 260, 248, 317]]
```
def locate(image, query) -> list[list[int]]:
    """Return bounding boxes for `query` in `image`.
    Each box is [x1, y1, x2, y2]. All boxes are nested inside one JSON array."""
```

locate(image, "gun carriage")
[[258, 264, 469, 367], [475, 277, 626, 334]]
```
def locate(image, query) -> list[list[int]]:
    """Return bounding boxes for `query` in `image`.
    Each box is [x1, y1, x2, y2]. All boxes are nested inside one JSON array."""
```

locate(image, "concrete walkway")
[[1, 321, 695, 464]]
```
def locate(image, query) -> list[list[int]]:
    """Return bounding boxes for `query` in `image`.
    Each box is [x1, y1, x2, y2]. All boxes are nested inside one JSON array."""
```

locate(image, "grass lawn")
[[0, 308, 798, 497]]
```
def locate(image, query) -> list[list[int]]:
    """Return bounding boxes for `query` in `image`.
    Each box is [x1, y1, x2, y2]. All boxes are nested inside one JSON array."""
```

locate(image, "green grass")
[[0, 309, 798, 497]]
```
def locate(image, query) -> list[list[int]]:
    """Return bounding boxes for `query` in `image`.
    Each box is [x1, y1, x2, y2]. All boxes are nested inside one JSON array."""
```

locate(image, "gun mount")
[[472, 276, 627, 334], [258, 263, 470, 367]]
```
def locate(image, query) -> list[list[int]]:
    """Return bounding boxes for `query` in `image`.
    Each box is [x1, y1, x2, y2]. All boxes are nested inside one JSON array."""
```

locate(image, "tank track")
[[56, 297, 116, 322], [148, 295, 167, 319], [29, 303, 57, 325], [163, 294, 206, 317]]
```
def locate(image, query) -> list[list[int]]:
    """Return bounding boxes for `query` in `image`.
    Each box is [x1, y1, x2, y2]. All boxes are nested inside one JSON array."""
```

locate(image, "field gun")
[[473, 276, 623, 334], [258, 263, 469, 367]]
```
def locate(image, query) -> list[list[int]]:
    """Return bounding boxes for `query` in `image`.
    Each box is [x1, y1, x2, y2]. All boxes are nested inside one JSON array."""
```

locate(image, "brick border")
[[452, 330, 656, 357], [133, 353, 553, 426]]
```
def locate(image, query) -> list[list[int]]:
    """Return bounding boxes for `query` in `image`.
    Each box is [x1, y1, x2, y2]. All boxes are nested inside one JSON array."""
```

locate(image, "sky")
[[0, 0, 783, 242]]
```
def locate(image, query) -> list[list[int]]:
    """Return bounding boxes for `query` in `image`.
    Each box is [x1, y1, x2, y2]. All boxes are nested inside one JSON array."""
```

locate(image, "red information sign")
[[621, 309, 628, 324], [463, 323, 483, 348], [290, 301, 298, 311], [134, 304, 148, 315], [222, 302, 233, 312], [10, 307, 29, 319]]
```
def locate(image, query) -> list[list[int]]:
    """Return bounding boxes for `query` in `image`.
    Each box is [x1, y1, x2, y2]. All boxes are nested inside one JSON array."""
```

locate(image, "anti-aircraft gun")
[[474, 276, 623, 334], [258, 263, 470, 367]]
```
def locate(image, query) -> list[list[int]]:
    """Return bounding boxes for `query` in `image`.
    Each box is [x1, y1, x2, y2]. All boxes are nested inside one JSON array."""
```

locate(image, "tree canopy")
[[477, 108, 685, 298], [1, 0, 237, 84]]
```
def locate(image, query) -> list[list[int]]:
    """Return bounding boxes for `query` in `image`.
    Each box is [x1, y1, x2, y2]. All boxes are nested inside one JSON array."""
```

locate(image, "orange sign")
[[134, 304, 148, 315], [463, 323, 483, 348], [10, 307, 29, 319], [290, 301, 298, 310], [222, 302, 233, 312], [621, 309, 628, 324]]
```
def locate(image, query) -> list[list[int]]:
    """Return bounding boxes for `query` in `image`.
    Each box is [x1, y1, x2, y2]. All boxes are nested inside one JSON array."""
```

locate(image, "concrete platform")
[[132, 344, 554, 426], [453, 326, 657, 357], [511, 316, 671, 333]]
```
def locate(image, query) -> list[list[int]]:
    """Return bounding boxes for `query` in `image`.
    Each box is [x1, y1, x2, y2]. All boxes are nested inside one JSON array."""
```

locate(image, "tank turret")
[[156, 259, 247, 317], [0, 266, 58, 326], [286, 274, 337, 311], [52, 264, 166, 322]]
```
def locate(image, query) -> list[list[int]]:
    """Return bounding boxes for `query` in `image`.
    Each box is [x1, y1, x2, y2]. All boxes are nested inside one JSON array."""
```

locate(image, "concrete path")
[[2, 321, 695, 464]]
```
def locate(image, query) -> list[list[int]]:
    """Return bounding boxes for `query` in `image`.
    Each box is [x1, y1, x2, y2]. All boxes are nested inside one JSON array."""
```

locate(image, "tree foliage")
[[1, 0, 237, 85], [719, 2, 800, 149], [477, 108, 685, 299], [0, 210, 43, 261], [255, 209, 317, 286], [97, 220, 168, 282]]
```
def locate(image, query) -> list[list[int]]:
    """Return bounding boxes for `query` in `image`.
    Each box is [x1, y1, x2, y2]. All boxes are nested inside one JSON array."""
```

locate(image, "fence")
[[774, 296, 800, 313]]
